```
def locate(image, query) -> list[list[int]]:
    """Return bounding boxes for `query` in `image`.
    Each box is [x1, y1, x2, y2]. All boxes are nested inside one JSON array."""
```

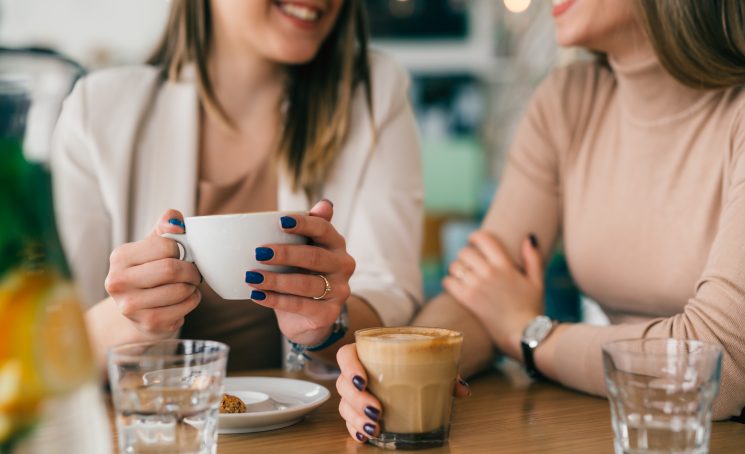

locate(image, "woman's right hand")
[[336, 343, 472, 443], [104, 209, 202, 337]]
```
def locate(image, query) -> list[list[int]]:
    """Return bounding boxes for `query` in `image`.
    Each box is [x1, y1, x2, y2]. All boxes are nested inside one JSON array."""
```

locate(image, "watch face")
[[523, 316, 553, 345]]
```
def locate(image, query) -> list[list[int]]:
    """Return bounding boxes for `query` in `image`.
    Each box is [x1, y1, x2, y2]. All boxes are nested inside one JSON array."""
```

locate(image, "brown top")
[[179, 130, 282, 372], [483, 55, 745, 419]]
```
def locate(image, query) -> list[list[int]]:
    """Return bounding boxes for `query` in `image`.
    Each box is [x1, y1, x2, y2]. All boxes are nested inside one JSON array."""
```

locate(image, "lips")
[[551, 0, 576, 17], [273, 0, 324, 23]]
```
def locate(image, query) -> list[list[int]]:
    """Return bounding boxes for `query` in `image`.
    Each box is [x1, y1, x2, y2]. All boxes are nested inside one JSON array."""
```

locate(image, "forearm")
[[310, 295, 382, 364], [413, 292, 495, 378], [85, 297, 172, 374]]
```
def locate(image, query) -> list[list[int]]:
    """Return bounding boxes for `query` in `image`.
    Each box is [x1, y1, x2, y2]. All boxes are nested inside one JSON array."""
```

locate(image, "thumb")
[[309, 199, 334, 222], [522, 233, 543, 287], [149, 209, 186, 237]]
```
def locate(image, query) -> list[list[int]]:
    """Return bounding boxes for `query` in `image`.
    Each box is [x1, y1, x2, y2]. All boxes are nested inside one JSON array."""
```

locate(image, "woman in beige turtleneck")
[[336, 0, 745, 442]]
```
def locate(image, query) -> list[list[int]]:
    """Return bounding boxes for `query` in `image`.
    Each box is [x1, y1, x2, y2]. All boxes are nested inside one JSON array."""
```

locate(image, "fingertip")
[[279, 215, 297, 230], [309, 199, 334, 221], [456, 376, 471, 398]]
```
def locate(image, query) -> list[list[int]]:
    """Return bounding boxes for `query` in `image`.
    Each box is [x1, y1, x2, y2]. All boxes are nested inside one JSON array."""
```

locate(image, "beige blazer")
[[51, 53, 423, 327]]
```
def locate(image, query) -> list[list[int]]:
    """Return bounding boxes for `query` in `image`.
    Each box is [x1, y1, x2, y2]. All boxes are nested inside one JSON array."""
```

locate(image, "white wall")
[[0, 0, 169, 68]]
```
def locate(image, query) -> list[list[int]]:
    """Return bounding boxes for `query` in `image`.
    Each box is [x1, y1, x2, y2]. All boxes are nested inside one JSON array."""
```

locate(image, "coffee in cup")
[[355, 326, 463, 450], [162, 211, 305, 300]]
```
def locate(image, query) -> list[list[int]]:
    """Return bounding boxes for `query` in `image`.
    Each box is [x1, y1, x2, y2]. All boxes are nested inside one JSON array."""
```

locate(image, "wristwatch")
[[286, 304, 349, 371], [520, 315, 556, 380]]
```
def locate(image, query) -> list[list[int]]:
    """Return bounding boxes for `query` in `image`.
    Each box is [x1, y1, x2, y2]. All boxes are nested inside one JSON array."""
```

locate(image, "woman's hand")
[[104, 210, 202, 337], [443, 230, 544, 359], [336, 344, 471, 444], [245, 200, 356, 345]]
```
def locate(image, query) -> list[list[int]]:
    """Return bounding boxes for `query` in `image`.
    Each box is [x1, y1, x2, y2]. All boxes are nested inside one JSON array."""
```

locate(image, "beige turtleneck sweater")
[[482, 56, 745, 419]]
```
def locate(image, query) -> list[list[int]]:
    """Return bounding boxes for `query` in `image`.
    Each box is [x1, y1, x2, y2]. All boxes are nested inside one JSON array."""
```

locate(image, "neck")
[[601, 21, 653, 66], [208, 28, 285, 123], [608, 53, 714, 124]]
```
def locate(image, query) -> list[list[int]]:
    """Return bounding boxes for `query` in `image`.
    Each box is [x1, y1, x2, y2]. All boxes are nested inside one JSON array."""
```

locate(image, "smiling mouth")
[[274, 1, 323, 23]]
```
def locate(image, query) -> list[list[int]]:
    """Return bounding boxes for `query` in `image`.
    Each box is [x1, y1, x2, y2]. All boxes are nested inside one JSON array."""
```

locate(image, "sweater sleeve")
[[552, 104, 745, 421], [480, 65, 586, 267]]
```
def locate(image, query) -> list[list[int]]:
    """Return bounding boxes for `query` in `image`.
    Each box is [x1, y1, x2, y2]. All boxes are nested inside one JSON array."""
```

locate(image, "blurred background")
[[0, 0, 597, 323]]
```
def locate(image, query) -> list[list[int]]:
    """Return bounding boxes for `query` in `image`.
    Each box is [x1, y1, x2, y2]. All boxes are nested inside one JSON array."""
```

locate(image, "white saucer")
[[218, 377, 330, 434]]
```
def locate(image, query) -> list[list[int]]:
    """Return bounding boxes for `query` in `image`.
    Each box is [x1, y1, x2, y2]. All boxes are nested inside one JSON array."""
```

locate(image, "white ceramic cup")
[[162, 211, 306, 300]]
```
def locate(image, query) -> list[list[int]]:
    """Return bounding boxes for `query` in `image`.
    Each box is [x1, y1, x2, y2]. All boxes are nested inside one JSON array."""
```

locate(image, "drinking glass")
[[602, 339, 723, 454], [108, 340, 229, 454], [356, 327, 463, 450]]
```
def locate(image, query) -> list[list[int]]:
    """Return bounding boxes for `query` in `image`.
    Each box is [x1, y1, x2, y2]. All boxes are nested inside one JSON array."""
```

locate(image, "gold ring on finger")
[[312, 274, 332, 300]]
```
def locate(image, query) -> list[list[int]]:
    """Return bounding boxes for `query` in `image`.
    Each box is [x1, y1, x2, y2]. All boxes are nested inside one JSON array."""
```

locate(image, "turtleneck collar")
[[609, 55, 717, 125]]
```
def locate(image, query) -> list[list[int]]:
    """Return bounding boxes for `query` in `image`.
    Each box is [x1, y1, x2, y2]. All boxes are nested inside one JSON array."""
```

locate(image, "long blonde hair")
[[148, 0, 373, 193], [635, 0, 745, 89]]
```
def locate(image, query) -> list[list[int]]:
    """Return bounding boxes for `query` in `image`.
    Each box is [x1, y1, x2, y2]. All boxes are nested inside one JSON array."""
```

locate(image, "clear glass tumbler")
[[356, 327, 463, 450], [108, 340, 229, 454], [602, 339, 723, 454]]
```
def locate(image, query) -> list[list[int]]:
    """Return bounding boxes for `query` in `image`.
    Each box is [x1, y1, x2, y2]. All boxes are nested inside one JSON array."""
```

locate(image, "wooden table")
[[109, 366, 745, 453]]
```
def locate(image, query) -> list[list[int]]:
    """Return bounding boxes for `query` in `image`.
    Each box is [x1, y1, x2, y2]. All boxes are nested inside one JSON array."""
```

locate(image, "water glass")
[[602, 339, 723, 454], [108, 340, 229, 454]]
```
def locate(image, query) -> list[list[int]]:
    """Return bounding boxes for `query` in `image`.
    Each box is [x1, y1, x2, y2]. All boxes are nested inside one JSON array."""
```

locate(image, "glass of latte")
[[355, 327, 463, 450]]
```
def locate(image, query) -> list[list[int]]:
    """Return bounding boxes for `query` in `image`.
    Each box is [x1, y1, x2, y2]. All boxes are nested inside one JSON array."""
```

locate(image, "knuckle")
[[117, 296, 136, 317], [105, 273, 124, 295], [344, 256, 356, 274], [337, 284, 351, 300], [161, 259, 181, 281], [109, 247, 125, 267], [308, 249, 323, 269], [139, 313, 160, 333]]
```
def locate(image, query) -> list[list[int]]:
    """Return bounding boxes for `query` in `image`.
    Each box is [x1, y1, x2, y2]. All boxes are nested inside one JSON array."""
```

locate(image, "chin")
[[267, 42, 324, 65]]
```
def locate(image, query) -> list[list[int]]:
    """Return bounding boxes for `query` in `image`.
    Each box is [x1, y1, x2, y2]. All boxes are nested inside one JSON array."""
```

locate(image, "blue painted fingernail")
[[355, 432, 365, 442], [352, 375, 365, 391], [255, 247, 274, 261], [168, 218, 185, 229], [363, 423, 376, 436], [250, 290, 266, 301], [280, 216, 296, 229], [245, 271, 264, 284], [458, 377, 470, 388], [364, 406, 380, 422]]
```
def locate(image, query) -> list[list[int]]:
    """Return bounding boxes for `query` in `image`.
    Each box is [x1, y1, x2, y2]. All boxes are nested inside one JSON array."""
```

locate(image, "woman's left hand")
[[443, 230, 544, 359], [245, 200, 355, 345]]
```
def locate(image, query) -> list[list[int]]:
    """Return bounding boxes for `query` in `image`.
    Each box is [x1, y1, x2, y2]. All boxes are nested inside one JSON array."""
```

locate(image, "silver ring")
[[312, 274, 332, 300]]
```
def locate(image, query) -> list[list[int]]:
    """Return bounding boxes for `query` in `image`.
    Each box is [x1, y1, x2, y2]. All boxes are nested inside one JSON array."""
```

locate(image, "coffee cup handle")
[[161, 233, 195, 262]]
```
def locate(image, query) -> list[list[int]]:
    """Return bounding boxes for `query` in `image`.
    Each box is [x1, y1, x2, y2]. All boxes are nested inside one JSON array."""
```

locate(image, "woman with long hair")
[[52, 0, 423, 371], [337, 0, 745, 442]]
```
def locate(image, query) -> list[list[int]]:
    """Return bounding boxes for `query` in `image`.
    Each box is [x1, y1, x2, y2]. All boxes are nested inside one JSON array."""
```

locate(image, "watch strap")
[[286, 305, 349, 371], [521, 340, 546, 380]]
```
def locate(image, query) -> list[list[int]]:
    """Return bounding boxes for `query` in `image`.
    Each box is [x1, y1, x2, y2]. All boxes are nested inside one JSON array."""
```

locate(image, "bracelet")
[[286, 305, 349, 371]]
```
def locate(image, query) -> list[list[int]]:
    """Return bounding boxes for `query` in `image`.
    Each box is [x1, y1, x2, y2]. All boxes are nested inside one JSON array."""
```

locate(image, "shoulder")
[[531, 60, 613, 124], [62, 65, 161, 130], [518, 61, 613, 155], [366, 51, 412, 125]]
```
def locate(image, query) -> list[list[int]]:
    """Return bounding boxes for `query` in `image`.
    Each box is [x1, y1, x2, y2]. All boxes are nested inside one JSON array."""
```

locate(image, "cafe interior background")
[[0, 0, 608, 327]]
